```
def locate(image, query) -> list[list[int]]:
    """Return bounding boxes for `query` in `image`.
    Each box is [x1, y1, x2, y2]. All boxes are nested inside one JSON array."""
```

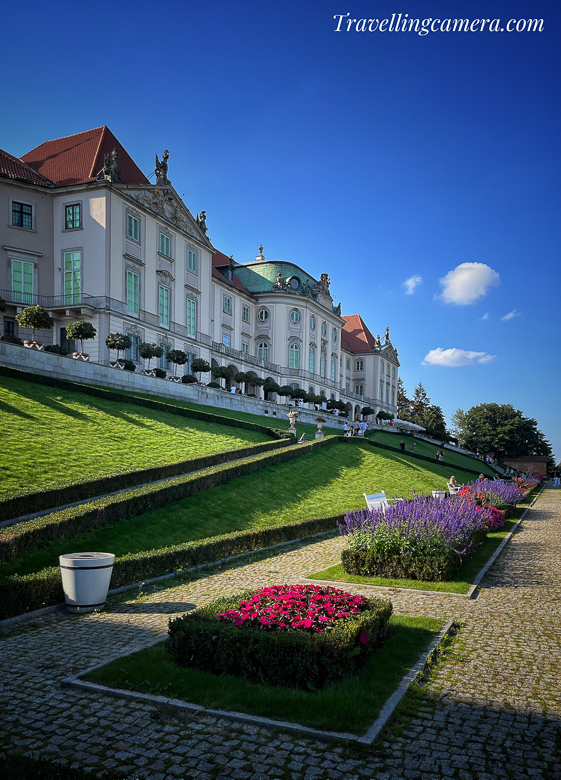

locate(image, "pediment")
[[124, 186, 213, 248], [381, 343, 400, 366]]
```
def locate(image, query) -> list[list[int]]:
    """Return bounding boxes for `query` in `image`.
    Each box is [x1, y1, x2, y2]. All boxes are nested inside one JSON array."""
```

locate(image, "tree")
[[361, 406, 375, 417], [105, 333, 131, 361], [415, 404, 448, 440], [15, 305, 53, 343], [410, 382, 430, 418], [65, 321, 97, 354], [278, 384, 295, 400], [450, 409, 467, 445], [263, 380, 281, 399], [234, 371, 250, 393], [460, 403, 554, 465], [212, 365, 231, 389], [191, 358, 211, 382], [396, 378, 411, 420], [167, 349, 187, 377], [139, 342, 163, 371]]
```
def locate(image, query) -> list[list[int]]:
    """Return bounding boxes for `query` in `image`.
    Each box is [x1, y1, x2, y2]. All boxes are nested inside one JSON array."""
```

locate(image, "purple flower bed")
[[467, 480, 523, 508], [339, 494, 491, 581]]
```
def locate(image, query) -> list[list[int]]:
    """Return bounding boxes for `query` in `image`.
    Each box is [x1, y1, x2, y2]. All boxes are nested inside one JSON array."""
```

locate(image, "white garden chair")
[[363, 491, 389, 513], [431, 490, 447, 500], [447, 483, 460, 495]]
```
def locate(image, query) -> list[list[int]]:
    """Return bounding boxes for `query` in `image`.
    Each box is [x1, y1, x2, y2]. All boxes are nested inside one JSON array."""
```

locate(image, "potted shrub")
[[0, 334, 24, 346], [44, 344, 68, 356], [212, 365, 231, 389], [139, 342, 164, 376], [207, 381, 221, 389], [65, 320, 97, 361], [15, 305, 53, 350], [191, 357, 211, 383], [106, 332, 132, 368], [181, 373, 197, 384], [167, 349, 188, 382]]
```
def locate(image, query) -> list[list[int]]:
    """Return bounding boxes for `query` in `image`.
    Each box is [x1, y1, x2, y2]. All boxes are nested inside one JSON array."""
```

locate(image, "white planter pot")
[[59, 552, 115, 613]]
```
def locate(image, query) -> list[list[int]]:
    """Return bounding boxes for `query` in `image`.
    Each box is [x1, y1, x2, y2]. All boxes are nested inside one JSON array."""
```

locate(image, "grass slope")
[[0, 376, 268, 495], [367, 429, 496, 478], [82, 614, 443, 735], [3, 440, 481, 578]]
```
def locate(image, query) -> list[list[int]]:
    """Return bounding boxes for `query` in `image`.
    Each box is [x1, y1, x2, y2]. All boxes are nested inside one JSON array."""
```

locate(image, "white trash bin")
[[59, 552, 115, 613]]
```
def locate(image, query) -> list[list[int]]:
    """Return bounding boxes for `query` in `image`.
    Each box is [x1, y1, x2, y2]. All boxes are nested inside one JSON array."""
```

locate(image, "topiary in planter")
[[154, 367, 167, 378], [181, 374, 197, 384], [121, 359, 136, 372], [167, 584, 392, 690], [207, 381, 221, 388], [15, 305, 54, 344]]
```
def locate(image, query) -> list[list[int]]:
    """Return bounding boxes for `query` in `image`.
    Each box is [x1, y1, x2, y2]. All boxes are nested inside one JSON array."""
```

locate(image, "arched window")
[[320, 352, 326, 378], [332, 328, 337, 343], [331, 356, 336, 381], [257, 342, 268, 361], [321, 322, 327, 336], [309, 346, 315, 374], [289, 342, 300, 369], [310, 315, 316, 330]]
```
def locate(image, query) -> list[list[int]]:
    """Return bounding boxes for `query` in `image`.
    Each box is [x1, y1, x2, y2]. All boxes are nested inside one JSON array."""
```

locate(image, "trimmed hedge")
[[0, 514, 342, 620], [0, 437, 336, 564], [0, 365, 286, 440], [0, 437, 291, 522], [341, 527, 488, 582], [166, 590, 392, 690]]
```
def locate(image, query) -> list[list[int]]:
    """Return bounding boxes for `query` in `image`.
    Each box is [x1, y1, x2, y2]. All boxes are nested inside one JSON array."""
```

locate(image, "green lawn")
[[0, 376, 269, 495], [82, 614, 443, 735], [3, 440, 485, 578], [367, 429, 496, 479], [308, 512, 521, 594]]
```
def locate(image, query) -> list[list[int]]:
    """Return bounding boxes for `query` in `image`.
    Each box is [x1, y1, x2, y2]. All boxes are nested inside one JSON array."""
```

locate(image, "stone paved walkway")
[[1, 489, 560, 779]]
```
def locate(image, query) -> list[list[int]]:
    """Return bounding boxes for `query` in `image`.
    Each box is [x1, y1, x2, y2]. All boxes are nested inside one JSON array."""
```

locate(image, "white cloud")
[[480, 312, 489, 321], [403, 275, 423, 295], [439, 262, 500, 305], [422, 348, 496, 367], [501, 309, 521, 321]]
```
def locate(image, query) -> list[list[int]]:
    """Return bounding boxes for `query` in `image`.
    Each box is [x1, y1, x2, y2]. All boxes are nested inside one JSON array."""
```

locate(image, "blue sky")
[[2, 0, 559, 458]]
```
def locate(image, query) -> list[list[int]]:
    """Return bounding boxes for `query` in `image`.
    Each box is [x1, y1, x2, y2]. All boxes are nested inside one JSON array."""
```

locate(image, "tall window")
[[320, 352, 326, 378], [346, 358, 350, 370], [258, 341, 268, 361], [159, 286, 170, 327], [12, 260, 33, 303], [332, 328, 337, 343], [186, 298, 197, 336], [380, 382, 384, 401], [65, 204, 81, 230], [159, 342, 168, 369], [386, 386, 389, 403], [380, 360, 384, 375], [242, 305, 250, 323], [222, 333, 231, 347], [355, 359, 363, 371], [126, 271, 139, 315], [321, 322, 327, 336], [355, 384, 364, 396], [127, 214, 140, 242], [331, 356, 336, 381], [159, 232, 171, 257], [223, 295, 231, 314], [64, 251, 81, 304], [12, 202, 32, 229], [391, 388, 395, 406], [126, 334, 140, 362], [310, 315, 316, 330], [309, 346, 315, 374], [289, 343, 300, 369], [188, 249, 197, 273], [387, 363, 390, 376], [242, 341, 249, 354]]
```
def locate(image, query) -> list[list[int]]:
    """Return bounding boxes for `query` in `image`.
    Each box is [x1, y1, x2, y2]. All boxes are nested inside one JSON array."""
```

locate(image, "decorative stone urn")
[[315, 417, 326, 440], [286, 409, 299, 434]]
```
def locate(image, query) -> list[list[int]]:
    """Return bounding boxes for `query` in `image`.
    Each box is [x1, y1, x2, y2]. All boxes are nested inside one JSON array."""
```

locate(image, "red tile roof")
[[341, 314, 378, 353], [21, 126, 149, 187], [0, 148, 53, 187], [212, 251, 254, 296]]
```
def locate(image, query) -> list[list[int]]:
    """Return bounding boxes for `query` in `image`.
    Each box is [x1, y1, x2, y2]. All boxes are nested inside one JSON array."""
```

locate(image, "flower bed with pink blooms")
[[167, 584, 393, 690]]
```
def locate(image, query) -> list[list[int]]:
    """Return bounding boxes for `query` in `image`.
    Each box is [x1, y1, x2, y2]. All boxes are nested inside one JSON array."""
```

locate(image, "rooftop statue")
[[155, 149, 170, 185], [100, 148, 122, 183], [196, 210, 207, 234]]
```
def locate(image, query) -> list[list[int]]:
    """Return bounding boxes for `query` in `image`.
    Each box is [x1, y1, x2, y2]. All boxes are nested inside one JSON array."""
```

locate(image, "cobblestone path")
[[1, 489, 560, 779]]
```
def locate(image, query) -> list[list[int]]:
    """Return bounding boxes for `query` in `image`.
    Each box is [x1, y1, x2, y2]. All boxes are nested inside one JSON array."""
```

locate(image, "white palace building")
[[0, 126, 399, 419]]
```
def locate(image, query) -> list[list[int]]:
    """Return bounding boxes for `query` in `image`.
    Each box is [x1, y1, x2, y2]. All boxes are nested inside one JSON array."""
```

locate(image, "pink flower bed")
[[217, 583, 368, 634]]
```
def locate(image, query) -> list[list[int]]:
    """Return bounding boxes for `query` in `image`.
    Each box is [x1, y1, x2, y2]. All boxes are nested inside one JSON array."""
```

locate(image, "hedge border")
[[0, 437, 291, 522], [0, 514, 342, 620], [0, 436, 337, 564]]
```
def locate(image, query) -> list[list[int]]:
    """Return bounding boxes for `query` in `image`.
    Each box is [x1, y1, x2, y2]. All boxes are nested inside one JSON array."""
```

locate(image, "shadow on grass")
[[81, 614, 443, 735], [0, 398, 36, 421]]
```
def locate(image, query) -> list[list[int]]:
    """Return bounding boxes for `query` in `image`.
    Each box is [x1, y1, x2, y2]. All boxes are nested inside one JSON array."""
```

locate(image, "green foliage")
[[121, 358, 136, 372], [181, 373, 197, 383], [341, 547, 455, 581], [15, 305, 54, 341], [139, 342, 163, 369], [167, 592, 392, 690], [376, 410, 394, 421], [458, 402, 554, 463], [397, 378, 411, 420], [0, 334, 24, 345], [154, 367, 167, 378], [361, 406, 375, 416], [207, 381, 221, 388], [167, 349, 187, 376], [43, 344, 67, 355], [0, 295, 6, 312], [0, 513, 339, 619], [414, 404, 448, 440], [212, 365, 231, 387], [192, 358, 211, 377], [65, 320, 97, 352], [105, 331, 131, 358]]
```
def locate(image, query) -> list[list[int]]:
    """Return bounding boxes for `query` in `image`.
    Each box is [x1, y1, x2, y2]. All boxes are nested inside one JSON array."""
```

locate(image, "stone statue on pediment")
[[375, 334, 381, 349], [385, 326, 390, 343], [155, 150, 170, 185], [100, 148, 122, 183], [274, 272, 285, 290], [196, 210, 207, 234], [317, 273, 331, 294], [303, 279, 311, 297]]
